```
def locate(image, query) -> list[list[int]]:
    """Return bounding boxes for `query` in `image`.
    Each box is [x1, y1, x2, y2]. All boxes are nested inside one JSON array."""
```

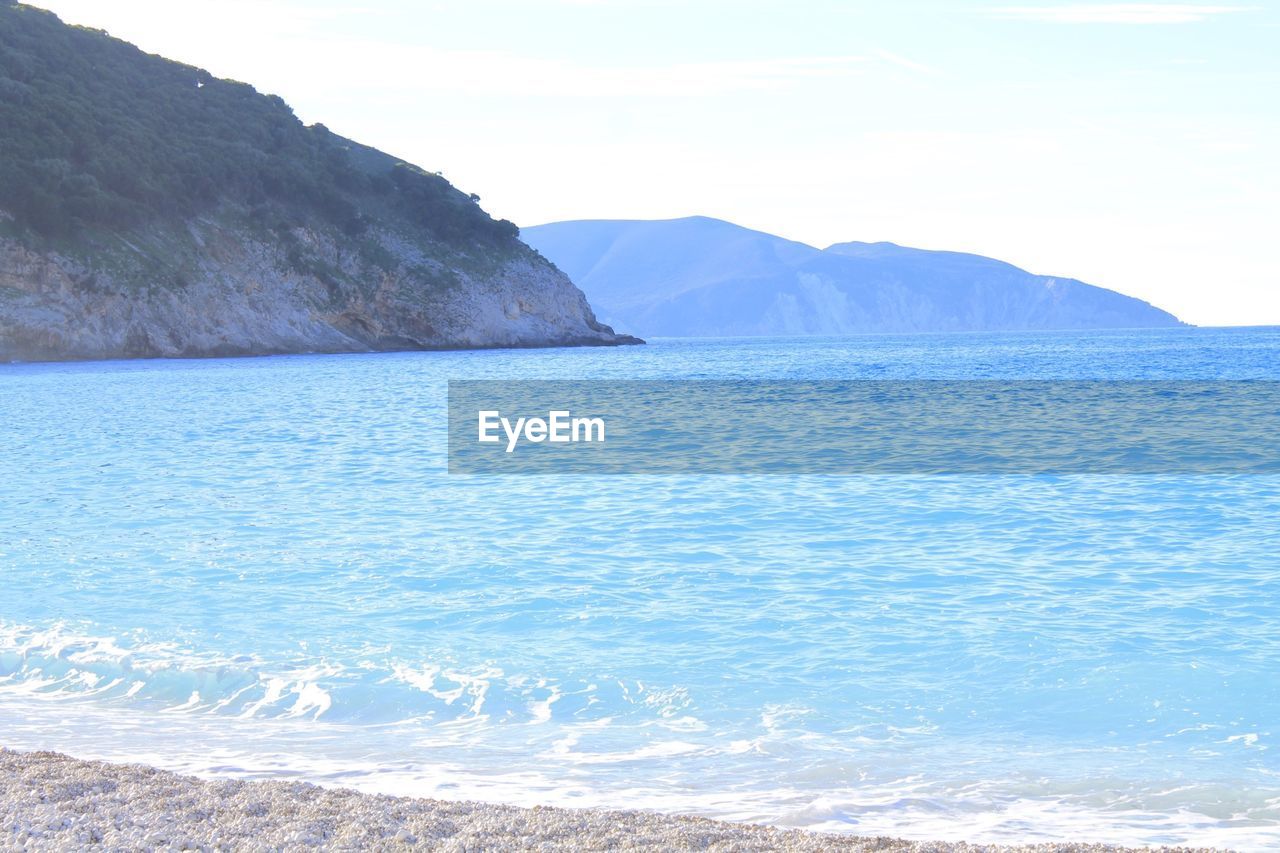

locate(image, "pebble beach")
[[1, 748, 1225, 852]]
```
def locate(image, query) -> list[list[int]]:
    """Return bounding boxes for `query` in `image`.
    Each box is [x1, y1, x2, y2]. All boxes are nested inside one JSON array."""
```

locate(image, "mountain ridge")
[[523, 216, 1184, 337]]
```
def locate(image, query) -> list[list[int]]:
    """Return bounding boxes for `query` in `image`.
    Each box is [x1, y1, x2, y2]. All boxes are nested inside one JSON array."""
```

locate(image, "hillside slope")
[[523, 217, 1183, 337], [0, 3, 639, 361]]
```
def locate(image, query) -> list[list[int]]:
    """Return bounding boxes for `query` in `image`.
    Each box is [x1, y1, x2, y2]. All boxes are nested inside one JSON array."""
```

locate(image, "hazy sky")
[[28, 1, 1280, 326]]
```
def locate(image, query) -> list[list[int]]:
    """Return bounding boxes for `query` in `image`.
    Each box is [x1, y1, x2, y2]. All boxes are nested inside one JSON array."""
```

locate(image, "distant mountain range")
[[523, 217, 1184, 337]]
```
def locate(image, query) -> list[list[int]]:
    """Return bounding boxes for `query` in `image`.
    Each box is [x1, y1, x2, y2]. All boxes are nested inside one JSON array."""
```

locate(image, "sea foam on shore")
[[0, 748, 1220, 852]]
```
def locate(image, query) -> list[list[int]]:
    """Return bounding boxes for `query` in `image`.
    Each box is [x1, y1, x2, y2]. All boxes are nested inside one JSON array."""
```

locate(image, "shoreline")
[[0, 332, 645, 368], [0, 748, 1221, 852]]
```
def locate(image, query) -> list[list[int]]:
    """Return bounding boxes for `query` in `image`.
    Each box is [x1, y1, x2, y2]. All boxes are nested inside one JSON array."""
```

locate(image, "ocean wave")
[[0, 621, 693, 728], [3, 687, 1279, 850], [4, 619, 1280, 849]]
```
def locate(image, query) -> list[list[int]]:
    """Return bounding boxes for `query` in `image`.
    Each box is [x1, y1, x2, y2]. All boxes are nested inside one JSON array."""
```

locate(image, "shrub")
[[0, 3, 519, 255]]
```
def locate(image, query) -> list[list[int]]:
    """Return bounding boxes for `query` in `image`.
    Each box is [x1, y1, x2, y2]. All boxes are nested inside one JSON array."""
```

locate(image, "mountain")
[[522, 217, 1184, 337], [0, 3, 639, 362]]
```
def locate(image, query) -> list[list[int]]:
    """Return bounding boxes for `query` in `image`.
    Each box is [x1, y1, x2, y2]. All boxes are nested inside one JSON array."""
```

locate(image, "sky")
[[26, 0, 1280, 326]]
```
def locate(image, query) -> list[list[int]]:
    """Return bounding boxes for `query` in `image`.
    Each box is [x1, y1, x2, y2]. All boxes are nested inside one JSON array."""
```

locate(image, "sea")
[[2, 327, 1278, 849]]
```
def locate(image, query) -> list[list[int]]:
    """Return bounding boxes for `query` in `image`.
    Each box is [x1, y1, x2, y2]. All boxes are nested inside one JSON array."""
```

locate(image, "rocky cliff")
[[0, 3, 639, 362], [0, 213, 636, 361]]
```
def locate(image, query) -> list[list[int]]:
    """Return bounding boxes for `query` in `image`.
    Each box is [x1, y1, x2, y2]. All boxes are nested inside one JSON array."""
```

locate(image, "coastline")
[[0, 748, 1220, 852], [0, 332, 645, 367]]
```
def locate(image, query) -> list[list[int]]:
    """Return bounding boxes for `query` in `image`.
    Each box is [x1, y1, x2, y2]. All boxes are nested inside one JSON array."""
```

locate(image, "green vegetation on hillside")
[[0, 2, 518, 252]]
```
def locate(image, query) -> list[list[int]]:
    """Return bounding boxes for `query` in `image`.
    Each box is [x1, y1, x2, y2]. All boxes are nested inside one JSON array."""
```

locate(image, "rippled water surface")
[[2, 328, 1279, 848]]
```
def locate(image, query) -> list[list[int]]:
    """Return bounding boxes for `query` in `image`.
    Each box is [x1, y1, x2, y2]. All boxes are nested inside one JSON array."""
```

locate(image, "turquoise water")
[[2, 327, 1279, 848]]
